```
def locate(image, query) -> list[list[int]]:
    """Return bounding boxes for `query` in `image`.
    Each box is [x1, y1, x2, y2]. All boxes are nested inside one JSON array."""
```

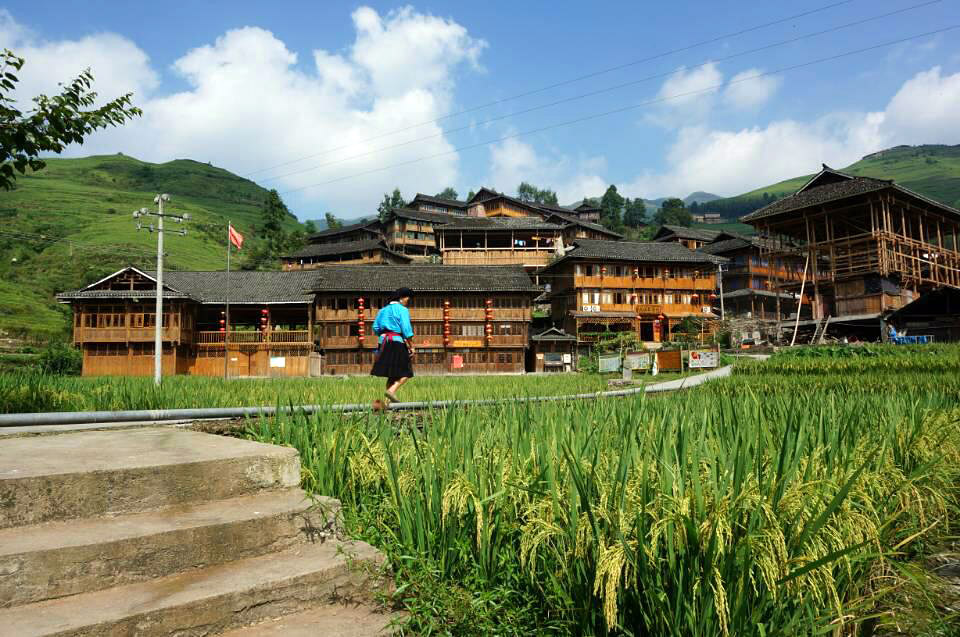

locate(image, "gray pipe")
[[0, 366, 731, 427]]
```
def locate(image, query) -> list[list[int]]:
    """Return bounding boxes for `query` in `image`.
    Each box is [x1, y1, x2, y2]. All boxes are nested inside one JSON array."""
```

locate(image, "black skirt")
[[370, 340, 414, 378]]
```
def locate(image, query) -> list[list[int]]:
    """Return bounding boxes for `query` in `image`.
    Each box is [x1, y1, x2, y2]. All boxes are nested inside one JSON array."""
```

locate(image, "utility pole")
[[717, 263, 725, 321], [134, 195, 190, 386]]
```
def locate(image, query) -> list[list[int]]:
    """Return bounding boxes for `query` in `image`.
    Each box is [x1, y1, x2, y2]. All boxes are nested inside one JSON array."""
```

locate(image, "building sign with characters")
[[688, 350, 719, 369]]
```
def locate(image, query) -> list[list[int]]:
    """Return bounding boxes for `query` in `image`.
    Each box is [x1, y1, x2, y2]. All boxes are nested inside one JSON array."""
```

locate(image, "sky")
[[2, 0, 959, 220]]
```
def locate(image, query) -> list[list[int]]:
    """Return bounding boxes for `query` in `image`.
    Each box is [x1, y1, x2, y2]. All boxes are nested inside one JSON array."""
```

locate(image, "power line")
[[259, 0, 940, 185], [244, 0, 859, 179], [279, 25, 959, 196]]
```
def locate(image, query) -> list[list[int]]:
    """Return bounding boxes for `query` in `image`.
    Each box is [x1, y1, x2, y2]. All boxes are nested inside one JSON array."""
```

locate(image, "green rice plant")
[[246, 375, 960, 635]]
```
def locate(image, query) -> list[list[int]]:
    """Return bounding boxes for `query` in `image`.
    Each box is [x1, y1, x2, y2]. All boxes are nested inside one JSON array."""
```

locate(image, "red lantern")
[[261, 308, 268, 315], [600, 265, 607, 275], [709, 293, 717, 300], [633, 267, 639, 277], [658, 314, 665, 320], [691, 293, 699, 300], [219, 326, 225, 332]]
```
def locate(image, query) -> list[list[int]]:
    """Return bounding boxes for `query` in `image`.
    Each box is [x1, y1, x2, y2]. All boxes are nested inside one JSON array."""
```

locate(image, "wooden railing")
[[574, 275, 716, 290], [75, 327, 180, 343], [195, 330, 311, 345], [442, 249, 553, 266], [316, 308, 531, 321]]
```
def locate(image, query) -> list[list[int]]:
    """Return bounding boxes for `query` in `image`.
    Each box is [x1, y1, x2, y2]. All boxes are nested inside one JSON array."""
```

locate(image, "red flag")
[[229, 224, 244, 250]]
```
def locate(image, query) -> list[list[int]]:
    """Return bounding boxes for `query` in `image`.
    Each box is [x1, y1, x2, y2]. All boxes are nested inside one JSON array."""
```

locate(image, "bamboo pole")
[[790, 254, 810, 347]]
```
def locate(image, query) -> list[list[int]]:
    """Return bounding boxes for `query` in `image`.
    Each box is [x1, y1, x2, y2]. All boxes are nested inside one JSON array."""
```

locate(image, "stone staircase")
[[0, 427, 395, 636]]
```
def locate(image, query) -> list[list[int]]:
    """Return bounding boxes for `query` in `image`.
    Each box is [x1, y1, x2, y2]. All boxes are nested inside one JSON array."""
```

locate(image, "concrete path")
[[643, 365, 732, 393]]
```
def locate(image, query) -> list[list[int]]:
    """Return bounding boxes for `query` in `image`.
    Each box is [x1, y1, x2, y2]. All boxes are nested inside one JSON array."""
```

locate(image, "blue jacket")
[[373, 301, 414, 345]]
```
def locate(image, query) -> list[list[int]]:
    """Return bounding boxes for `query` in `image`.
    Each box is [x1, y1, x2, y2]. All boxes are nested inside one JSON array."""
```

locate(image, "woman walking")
[[371, 287, 415, 403]]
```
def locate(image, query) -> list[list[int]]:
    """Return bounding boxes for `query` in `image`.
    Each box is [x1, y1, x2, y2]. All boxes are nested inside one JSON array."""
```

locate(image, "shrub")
[[37, 343, 82, 375]]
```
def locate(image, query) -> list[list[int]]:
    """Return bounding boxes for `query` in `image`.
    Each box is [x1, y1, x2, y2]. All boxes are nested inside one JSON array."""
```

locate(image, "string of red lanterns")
[[443, 299, 451, 347], [357, 297, 365, 345], [484, 298, 493, 345]]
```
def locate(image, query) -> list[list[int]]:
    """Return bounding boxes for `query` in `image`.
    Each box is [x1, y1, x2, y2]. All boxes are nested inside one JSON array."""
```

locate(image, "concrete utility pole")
[[134, 195, 190, 386], [717, 263, 725, 321]]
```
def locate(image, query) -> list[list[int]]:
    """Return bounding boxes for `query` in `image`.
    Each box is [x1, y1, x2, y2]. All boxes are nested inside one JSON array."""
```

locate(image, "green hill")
[[698, 144, 960, 222], [0, 154, 303, 340]]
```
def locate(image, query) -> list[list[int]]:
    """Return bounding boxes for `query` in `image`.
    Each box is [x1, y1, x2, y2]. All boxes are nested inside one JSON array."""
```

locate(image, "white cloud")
[[484, 137, 608, 205], [647, 63, 723, 126], [2, 7, 486, 216], [0, 9, 158, 107], [625, 66, 960, 198], [723, 69, 781, 109], [880, 66, 960, 146]]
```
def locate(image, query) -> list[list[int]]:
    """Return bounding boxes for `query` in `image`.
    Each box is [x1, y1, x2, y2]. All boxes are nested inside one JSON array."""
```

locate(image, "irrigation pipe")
[[0, 366, 733, 428]]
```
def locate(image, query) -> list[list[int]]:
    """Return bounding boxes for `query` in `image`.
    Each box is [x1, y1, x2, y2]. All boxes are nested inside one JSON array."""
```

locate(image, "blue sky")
[[3, 1, 959, 219]]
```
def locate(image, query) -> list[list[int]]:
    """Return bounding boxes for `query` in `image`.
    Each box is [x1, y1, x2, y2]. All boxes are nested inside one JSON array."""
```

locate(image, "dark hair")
[[391, 287, 413, 301]]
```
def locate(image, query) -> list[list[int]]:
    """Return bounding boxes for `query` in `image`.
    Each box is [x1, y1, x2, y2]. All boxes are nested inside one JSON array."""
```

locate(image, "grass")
[[712, 143, 960, 219], [0, 371, 617, 414], [0, 154, 303, 340], [241, 344, 960, 635]]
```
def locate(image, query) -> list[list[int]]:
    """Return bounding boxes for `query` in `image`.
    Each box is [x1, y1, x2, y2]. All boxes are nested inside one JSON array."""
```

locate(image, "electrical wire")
[[278, 25, 959, 196], [258, 0, 941, 184], [244, 0, 861, 178]]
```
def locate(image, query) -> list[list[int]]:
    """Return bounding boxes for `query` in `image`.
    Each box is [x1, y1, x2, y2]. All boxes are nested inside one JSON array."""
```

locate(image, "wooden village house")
[[698, 232, 810, 322], [282, 239, 410, 269], [312, 265, 539, 375], [537, 239, 726, 347], [653, 225, 721, 250], [58, 265, 540, 377], [742, 166, 960, 339]]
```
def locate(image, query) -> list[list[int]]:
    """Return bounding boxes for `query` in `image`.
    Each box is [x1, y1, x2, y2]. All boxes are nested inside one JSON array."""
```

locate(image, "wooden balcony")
[[75, 327, 181, 344], [195, 330, 311, 347], [576, 302, 714, 317], [442, 248, 553, 267], [316, 308, 531, 322], [321, 334, 528, 350], [574, 275, 716, 290]]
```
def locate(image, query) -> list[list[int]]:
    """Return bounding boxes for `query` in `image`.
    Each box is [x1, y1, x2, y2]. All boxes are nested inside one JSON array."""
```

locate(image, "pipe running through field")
[[0, 366, 732, 427]]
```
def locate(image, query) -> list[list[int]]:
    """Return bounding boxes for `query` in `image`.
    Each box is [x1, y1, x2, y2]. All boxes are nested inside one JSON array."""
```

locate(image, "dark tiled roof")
[[312, 265, 539, 293], [531, 327, 576, 341], [722, 288, 797, 300], [653, 225, 722, 242], [388, 208, 455, 224], [307, 219, 380, 240], [542, 211, 622, 238], [410, 193, 468, 209], [544, 239, 727, 271], [698, 234, 776, 255], [56, 289, 192, 301], [150, 270, 317, 304], [283, 239, 408, 260], [438, 216, 563, 232], [741, 176, 892, 222]]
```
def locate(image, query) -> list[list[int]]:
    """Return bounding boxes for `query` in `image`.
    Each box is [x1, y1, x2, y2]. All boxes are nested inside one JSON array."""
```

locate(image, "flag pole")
[[224, 221, 231, 380]]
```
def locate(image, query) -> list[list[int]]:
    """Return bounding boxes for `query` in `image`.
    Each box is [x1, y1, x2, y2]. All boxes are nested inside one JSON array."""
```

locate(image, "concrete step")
[[0, 428, 300, 528], [0, 489, 341, 607], [0, 540, 388, 636], [220, 605, 400, 636]]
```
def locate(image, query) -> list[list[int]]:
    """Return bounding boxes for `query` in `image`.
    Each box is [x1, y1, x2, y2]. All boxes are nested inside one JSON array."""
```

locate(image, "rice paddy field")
[[237, 344, 960, 635], [0, 372, 616, 414]]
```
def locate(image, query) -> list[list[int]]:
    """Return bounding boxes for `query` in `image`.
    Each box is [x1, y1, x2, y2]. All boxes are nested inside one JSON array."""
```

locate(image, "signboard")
[[598, 354, 621, 373], [701, 306, 712, 314], [636, 304, 661, 314], [688, 350, 719, 369], [451, 355, 464, 369], [562, 353, 572, 364], [269, 356, 286, 368], [624, 353, 652, 370], [581, 304, 601, 313], [452, 340, 483, 348]]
